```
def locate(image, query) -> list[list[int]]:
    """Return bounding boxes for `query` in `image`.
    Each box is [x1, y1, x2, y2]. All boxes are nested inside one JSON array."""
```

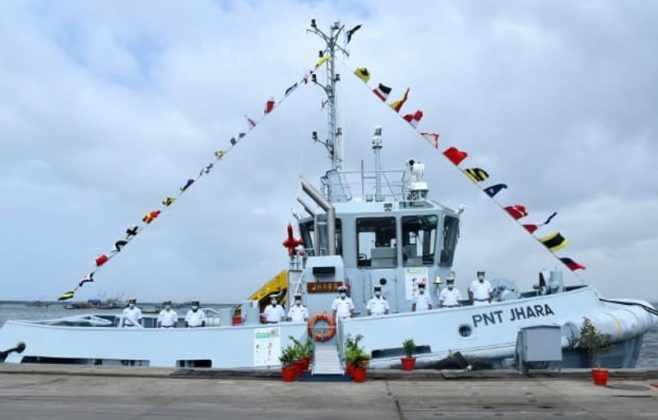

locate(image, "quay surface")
[[0, 364, 657, 419]]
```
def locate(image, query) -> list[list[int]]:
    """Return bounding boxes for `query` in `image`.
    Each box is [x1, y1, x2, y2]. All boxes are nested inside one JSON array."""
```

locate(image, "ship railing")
[[36, 314, 116, 327], [322, 169, 407, 202]]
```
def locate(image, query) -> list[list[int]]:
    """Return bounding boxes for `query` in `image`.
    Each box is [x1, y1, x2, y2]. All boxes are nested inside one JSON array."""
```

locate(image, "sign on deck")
[[307, 281, 344, 294]]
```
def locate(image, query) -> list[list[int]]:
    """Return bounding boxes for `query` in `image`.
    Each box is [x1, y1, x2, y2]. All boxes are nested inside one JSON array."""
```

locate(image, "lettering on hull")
[[472, 304, 555, 328]]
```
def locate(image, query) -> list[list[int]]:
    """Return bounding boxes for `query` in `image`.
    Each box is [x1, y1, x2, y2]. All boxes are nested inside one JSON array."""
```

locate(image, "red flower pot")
[[345, 362, 355, 376], [401, 357, 416, 371], [302, 355, 311, 371], [282, 366, 295, 382], [293, 360, 305, 377], [352, 367, 367, 383], [592, 368, 609, 386]]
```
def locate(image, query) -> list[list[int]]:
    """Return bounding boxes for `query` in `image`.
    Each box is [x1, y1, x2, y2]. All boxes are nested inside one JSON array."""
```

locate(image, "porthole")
[[458, 324, 472, 337]]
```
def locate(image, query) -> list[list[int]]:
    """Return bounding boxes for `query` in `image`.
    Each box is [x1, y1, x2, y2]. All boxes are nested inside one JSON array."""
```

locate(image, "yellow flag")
[[389, 88, 410, 113], [314, 55, 331, 70], [354, 67, 370, 83], [58, 289, 75, 301]]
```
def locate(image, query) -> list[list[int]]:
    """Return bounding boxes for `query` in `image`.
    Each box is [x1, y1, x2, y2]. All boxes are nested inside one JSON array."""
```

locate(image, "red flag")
[[523, 224, 538, 233], [443, 146, 468, 165], [142, 210, 161, 224], [420, 132, 440, 148], [505, 204, 528, 220], [264, 98, 275, 114], [560, 257, 586, 271], [403, 110, 423, 128], [95, 255, 109, 267]]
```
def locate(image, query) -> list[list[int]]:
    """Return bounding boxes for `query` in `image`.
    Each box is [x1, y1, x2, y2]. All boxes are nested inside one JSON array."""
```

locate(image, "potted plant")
[[577, 318, 612, 386], [344, 334, 363, 376], [289, 336, 313, 372], [401, 338, 417, 371], [279, 346, 297, 382], [344, 334, 370, 382]]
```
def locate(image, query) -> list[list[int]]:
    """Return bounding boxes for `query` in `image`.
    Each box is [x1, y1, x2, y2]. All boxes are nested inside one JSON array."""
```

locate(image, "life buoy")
[[307, 312, 336, 342]]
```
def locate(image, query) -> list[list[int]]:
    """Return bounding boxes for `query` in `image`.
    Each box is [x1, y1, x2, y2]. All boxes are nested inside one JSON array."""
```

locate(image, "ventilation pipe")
[[301, 177, 336, 255]]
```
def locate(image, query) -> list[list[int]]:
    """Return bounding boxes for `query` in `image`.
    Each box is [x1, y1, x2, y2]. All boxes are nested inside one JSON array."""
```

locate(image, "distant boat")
[[26, 301, 49, 308]]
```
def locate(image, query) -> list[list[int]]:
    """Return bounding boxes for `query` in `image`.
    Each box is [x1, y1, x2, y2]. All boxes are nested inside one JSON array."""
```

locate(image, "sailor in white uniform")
[[412, 282, 433, 312], [157, 300, 178, 328], [184, 301, 207, 327], [122, 297, 143, 327], [469, 270, 493, 306], [287, 294, 309, 322], [262, 294, 286, 323], [366, 286, 389, 316], [438, 275, 463, 308], [332, 286, 355, 320]]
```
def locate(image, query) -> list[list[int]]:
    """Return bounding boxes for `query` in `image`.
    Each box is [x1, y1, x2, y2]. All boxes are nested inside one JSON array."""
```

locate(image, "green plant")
[[279, 345, 296, 367], [288, 336, 313, 359], [402, 338, 416, 358], [344, 334, 370, 368], [577, 318, 612, 367]]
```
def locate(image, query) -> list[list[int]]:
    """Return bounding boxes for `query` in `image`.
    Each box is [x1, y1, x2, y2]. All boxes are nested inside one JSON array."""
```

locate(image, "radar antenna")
[[307, 19, 349, 171]]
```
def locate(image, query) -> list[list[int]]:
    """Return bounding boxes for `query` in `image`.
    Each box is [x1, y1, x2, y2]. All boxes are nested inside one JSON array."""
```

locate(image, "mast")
[[308, 19, 349, 171]]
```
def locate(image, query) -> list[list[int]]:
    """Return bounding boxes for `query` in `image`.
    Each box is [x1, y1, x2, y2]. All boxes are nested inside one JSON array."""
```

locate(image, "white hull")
[[1, 286, 655, 369]]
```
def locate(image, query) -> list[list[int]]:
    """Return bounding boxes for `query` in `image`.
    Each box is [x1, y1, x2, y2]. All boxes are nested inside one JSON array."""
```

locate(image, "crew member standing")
[[262, 294, 286, 323], [122, 297, 143, 327], [412, 282, 433, 312], [287, 294, 309, 322], [157, 300, 178, 328], [332, 285, 355, 320], [469, 270, 493, 305], [185, 301, 207, 327], [366, 286, 389, 316], [438, 275, 463, 308]]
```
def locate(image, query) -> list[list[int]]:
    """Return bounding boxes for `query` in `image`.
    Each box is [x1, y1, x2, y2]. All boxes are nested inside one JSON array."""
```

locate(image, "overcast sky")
[[1, 0, 657, 303]]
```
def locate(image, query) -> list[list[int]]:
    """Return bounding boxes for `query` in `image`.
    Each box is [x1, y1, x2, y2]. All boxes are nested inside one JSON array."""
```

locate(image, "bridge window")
[[357, 217, 397, 268], [402, 215, 438, 266], [299, 219, 342, 256], [440, 216, 459, 266]]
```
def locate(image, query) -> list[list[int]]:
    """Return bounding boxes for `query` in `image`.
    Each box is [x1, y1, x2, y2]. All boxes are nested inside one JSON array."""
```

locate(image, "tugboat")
[[0, 21, 655, 370]]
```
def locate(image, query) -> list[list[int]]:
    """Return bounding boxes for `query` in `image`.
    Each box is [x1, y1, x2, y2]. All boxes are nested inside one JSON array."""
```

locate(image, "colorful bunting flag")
[[95, 254, 109, 267], [484, 183, 507, 198], [162, 197, 176, 207], [246, 115, 257, 129], [79, 273, 94, 287], [403, 110, 423, 128], [540, 232, 568, 252], [199, 163, 213, 176], [264, 98, 275, 114], [126, 226, 139, 237], [180, 179, 194, 192], [373, 83, 392, 101], [214, 150, 226, 160], [314, 54, 331, 70], [523, 212, 557, 233], [285, 82, 298, 96], [142, 210, 161, 224], [505, 204, 528, 220], [443, 147, 468, 165], [230, 137, 237, 146], [390, 88, 410, 113], [421, 132, 440, 148], [114, 240, 128, 252], [464, 168, 489, 183], [523, 224, 539, 233], [346, 24, 362, 44], [560, 257, 586, 271], [58, 289, 75, 301], [354, 67, 371, 83]]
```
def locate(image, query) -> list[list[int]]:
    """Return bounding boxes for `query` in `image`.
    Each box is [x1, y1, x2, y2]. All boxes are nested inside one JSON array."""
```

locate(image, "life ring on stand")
[[307, 312, 336, 342]]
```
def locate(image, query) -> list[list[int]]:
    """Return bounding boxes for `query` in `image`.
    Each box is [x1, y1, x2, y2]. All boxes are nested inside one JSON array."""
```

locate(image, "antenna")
[[307, 20, 350, 171]]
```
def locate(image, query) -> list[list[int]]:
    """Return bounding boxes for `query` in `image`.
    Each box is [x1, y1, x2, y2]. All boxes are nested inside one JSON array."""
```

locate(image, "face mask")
[[295, 300, 302, 306], [192, 305, 199, 311], [271, 300, 277, 306], [374, 292, 381, 298], [419, 288, 425, 294], [129, 303, 135, 309], [165, 304, 171, 310], [448, 285, 454, 290], [339, 293, 346, 299]]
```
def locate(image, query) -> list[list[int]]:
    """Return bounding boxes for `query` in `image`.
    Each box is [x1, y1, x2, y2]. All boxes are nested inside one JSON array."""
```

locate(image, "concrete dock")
[[0, 365, 657, 419]]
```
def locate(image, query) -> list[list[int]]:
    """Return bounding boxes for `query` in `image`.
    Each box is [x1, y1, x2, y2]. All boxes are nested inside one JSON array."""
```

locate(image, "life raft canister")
[[307, 312, 336, 342]]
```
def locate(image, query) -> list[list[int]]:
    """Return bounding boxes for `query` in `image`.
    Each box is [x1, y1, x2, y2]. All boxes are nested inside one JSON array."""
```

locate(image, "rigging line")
[[347, 66, 586, 284], [599, 298, 658, 317], [69, 62, 318, 297]]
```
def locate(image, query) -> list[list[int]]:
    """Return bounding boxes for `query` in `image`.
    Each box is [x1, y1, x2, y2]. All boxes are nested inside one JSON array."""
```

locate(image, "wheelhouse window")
[[299, 218, 342, 256], [440, 216, 459, 266], [357, 217, 397, 268], [402, 215, 438, 266]]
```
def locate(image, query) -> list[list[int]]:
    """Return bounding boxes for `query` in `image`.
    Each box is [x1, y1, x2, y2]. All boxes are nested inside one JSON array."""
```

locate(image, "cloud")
[[1, 0, 657, 303]]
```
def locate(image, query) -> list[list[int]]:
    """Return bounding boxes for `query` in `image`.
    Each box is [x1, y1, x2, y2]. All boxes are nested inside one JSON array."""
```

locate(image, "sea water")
[[1, 302, 657, 367]]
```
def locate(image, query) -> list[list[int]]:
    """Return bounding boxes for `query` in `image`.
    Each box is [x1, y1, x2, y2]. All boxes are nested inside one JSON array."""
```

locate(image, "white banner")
[[253, 327, 281, 367], [405, 266, 429, 300]]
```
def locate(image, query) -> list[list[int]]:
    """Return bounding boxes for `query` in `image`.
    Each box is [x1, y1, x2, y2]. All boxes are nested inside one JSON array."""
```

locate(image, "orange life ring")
[[307, 312, 336, 342]]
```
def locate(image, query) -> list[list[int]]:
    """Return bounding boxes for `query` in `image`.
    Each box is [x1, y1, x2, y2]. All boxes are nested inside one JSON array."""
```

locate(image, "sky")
[[1, 0, 657, 303]]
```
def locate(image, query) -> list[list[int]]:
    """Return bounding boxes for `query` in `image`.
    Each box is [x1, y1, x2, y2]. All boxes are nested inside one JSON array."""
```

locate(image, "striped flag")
[[560, 257, 586, 271], [540, 232, 568, 252], [464, 168, 489, 183], [79, 273, 94, 287], [58, 289, 75, 301], [421, 132, 440, 148], [390, 88, 410, 113], [373, 83, 392, 101]]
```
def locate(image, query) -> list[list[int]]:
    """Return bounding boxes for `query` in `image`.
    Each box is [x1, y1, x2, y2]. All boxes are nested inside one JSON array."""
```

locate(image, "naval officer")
[[366, 286, 389, 316], [184, 301, 207, 327], [122, 297, 143, 327], [262, 294, 286, 323], [469, 270, 493, 305], [438, 275, 463, 308], [287, 294, 309, 322], [412, 282, 433, 311], [157, 300, 178, 328], [332, 285, 355, 320]]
